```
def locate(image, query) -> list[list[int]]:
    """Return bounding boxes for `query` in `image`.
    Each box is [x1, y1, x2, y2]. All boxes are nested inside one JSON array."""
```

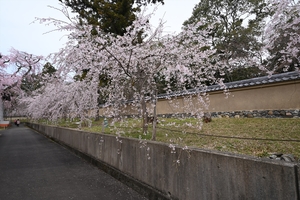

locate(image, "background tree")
[[262, 0, 300, 74], [135, 0, 164, 5], [42, 62, 57, 76], [59, 0, 164, 36], [21, 62, 57, 95], [183, 0, 270, 82]]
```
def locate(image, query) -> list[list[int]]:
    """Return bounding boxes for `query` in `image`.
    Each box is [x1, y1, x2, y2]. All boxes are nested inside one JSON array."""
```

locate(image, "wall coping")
[[158, 71, 300, 98]]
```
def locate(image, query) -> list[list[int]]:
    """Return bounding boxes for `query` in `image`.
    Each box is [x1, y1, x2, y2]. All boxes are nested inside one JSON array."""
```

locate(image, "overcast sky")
[[0, 0, 198, 58]]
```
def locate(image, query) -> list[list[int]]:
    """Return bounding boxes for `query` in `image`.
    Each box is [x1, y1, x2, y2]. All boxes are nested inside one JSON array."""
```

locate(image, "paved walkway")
[[0, 124, 147, 200]]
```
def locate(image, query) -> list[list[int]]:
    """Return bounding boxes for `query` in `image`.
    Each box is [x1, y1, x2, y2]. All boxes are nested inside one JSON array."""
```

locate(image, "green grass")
[[48, 117, 300, 159]]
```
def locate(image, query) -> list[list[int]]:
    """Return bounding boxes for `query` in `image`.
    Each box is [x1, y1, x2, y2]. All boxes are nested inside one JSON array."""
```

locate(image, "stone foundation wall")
[[155, 109, 300, 119], [210, 109, 300, 118], [27, 123, 300, 200]]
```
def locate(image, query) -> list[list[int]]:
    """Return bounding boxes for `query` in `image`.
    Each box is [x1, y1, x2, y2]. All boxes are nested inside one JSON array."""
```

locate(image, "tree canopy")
[[262, 0, 300, 73], [59, 0, 164, 35], [183, 0, 299, 81], [0, 49, 43, 120], [183, 0, 270, 69]]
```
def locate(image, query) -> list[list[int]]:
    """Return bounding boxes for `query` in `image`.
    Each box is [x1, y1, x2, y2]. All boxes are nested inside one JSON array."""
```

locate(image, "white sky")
[[0, 0, 198, 58]]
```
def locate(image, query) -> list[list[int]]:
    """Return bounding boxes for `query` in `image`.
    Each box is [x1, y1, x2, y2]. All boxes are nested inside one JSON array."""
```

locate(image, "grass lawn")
[[69, 117, 300, 160]]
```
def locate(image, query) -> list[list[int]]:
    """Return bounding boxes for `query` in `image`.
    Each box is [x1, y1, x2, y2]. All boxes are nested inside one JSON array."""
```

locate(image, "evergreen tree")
[[21, 62, 57, 94], [42, 62, 57, 76], [183, 0, 270, 80], [59, 0, 164, 36]]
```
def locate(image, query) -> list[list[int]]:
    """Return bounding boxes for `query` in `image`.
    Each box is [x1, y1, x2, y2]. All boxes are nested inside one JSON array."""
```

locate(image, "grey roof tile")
[[157, 71, 300, 99]]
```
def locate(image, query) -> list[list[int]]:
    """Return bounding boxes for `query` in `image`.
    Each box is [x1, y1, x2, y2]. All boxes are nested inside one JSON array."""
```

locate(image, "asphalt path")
[[0, 124, 147, 200]]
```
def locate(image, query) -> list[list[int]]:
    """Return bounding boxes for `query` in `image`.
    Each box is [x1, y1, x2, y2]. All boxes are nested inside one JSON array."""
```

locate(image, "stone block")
[[268, 110, 273, 115]]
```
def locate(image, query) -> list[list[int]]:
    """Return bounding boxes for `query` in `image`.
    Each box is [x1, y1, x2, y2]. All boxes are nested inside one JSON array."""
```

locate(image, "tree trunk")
[[141, 96, 148, 134], [0, 98, 4, 121], [95, 106, 100, 121], [151, 96, 157, 141]]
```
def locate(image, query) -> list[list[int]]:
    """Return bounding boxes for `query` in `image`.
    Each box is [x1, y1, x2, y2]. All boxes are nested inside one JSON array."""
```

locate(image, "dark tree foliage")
[[73, 68, 90, 81], [223, 67, 266, 82], [135, 0, 164, 5], [42, 62, 57, 75], [59, 0, 135, 36], [59, 0, 164, 36], [183, 0, 269, 64], [264, 19, 300, 74], [182, 0, 272, 82], [21, 74, 43, 94], [1, 93, 11, 101], [21, 62, 57, 94]]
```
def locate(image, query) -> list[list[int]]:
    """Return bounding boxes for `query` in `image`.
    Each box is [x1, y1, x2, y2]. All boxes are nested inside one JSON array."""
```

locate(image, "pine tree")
[[59, 0, 164, 36]]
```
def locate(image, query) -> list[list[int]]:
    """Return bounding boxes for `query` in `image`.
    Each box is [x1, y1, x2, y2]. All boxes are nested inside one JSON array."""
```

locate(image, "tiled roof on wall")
[[158, 71, 300, 99]]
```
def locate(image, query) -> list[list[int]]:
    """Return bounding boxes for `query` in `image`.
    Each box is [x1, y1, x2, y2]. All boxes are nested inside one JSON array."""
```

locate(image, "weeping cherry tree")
[[0, 49, 42, 121], [25, 6, 232, 140]]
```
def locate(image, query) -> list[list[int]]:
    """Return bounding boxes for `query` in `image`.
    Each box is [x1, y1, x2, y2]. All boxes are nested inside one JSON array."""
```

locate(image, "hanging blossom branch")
[[24, 5, 231, 135], [263, 0, 300, 73], [1, 48, 43, 92], [15, 53, 41, 76], [33, 4, 79, 33], [0, 48, 43, 121], [0, 54, 10, 67]]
